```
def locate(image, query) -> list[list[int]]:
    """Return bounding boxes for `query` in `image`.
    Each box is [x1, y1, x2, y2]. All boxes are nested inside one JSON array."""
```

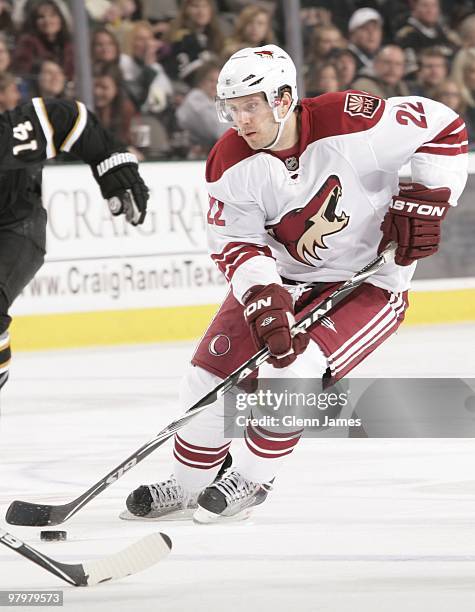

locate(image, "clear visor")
[[215, 96, 234, 123], [215, 95, 272, 124]]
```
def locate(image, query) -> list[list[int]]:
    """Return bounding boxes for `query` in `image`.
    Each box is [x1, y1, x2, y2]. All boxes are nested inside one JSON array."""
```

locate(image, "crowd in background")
[[1, 0, 475, 160]]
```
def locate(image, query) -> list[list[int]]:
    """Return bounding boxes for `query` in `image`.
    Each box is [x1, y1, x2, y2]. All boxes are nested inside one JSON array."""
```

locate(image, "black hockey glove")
[[94, 152, 149, 226]]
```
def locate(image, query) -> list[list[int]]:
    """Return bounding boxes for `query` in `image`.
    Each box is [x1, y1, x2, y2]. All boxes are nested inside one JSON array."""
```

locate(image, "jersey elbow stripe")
[[60, 101, 87, 152], [211, 242, 274, 281], [32, 97, 56, 158], [415, 144, 468, 156], [416, 117, 468, 156]]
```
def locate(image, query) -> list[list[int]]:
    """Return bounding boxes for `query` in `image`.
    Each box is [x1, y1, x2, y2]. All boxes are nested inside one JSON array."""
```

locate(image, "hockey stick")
[[0, 528, 172, 586], [6, 242, 396, 527]]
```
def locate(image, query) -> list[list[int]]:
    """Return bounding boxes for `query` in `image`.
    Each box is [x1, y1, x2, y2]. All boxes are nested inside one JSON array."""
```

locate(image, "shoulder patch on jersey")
[[300, 91, 385, 145], [344, 92, 381, 119], [206, 128, 256, 183]]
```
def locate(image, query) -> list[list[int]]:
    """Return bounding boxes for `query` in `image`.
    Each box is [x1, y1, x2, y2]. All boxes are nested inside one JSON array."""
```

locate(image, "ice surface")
[[1, 324, 475, 611]]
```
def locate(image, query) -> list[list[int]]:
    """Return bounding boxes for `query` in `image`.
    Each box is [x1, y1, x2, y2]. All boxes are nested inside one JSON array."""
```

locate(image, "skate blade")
[[119, 508, 196, 522], [193, 506, 253, 524]]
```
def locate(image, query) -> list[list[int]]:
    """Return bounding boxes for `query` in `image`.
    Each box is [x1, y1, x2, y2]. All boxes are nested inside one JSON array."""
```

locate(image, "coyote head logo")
[[267, 175, 349, 265], [254, 50, 274, 58]]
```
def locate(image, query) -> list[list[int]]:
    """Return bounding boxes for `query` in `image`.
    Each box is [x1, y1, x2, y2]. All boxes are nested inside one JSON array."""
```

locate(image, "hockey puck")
[[40, 530, 67, 542]]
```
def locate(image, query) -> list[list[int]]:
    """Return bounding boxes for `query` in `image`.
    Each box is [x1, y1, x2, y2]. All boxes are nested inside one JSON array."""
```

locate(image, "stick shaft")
[[6, 243, 396, 526]]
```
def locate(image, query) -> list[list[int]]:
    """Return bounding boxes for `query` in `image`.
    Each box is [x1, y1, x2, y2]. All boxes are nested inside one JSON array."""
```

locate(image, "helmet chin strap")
[[261, 121, 286, 150], [261, 101, 297, 150]]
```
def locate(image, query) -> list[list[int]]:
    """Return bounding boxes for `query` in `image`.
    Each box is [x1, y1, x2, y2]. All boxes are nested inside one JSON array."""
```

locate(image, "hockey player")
[[124, 44, 467, 522], [0, 97, 148, 389]]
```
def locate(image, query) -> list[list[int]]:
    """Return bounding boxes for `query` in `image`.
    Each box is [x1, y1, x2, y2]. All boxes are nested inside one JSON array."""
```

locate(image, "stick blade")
[[81, 532, 172, 586], [6, 501, 55, 526]]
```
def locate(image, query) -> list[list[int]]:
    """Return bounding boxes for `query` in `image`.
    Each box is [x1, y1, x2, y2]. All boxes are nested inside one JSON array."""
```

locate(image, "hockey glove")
[[94, 152, 149, 226], [378, 182, 451, 266], [243, 284, 310, 369]]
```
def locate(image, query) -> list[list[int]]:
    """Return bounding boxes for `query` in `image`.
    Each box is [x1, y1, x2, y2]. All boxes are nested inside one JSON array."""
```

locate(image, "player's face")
[[225, 94, 278, 149]]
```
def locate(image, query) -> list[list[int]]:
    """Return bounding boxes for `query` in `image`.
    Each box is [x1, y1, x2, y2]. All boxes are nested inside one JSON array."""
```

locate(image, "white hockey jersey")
[[205, 91, 468, 303]]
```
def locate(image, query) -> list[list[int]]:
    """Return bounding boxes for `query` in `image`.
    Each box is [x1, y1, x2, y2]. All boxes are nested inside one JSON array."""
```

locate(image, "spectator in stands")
[[457, 13, 475, 49], [432, 77, 466, 112], [0, 33, 30, 102], [347, 7, 384, 75], [223, 6, 275, 59], [0, 35, 11, 74], [395, 0, 460, 74], [93, 62, 137, 147], [300, 3, 333, 47], [14, 0, 74, 81], [103, 1, 146, 52], [452, 14, 475, 85], [0, 72, 21, 112], [432, 77, 475, 144], [306, 61, 340, 97], [451, 47, 475, 136], [352, 44, 410, 98], [86, 0, 138, 27], [31, 59, 68, 99], [0, 0, 15, 49], [176, 61, 228, 154], [328, 47, 358, 90], [91, 27, 121, 66], [164, 0, 225, 85], [409, 46, 448, 96], [120, 21, 174, 115], [12, 0, 72, 30], [139, 1, 177, 60], [141, 0, 178, 22], [305, 24, 346, 71]]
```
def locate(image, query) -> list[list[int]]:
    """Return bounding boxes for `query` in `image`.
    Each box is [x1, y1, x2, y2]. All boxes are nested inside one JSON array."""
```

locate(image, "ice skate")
[[193, 471, 273, 524], [120, 475, 198, 521]]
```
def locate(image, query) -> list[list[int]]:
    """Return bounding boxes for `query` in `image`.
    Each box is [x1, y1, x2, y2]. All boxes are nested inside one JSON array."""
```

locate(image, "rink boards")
[[9, 160, 475, 351]]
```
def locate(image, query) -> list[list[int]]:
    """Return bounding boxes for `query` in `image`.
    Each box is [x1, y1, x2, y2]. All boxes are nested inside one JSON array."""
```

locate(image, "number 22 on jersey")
[[395, 102, 427, 128], [207, 196, 225, 226]]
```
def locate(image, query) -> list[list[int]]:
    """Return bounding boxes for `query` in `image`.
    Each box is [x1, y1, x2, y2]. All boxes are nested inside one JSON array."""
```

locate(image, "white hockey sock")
[[173, 365, 232, 493]]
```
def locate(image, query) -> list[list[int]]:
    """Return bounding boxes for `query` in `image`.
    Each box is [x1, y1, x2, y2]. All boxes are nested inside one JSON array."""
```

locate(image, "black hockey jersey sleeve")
[[0, 97, 125, 170]]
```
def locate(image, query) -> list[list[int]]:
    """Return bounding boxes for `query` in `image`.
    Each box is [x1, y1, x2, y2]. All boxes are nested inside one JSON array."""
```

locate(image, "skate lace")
[[149, 477, 182, 509], [213, 471, 258, 503]]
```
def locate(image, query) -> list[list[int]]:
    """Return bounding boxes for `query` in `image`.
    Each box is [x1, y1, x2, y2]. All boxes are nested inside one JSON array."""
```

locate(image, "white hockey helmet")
[[216, 44, 298, 147]]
